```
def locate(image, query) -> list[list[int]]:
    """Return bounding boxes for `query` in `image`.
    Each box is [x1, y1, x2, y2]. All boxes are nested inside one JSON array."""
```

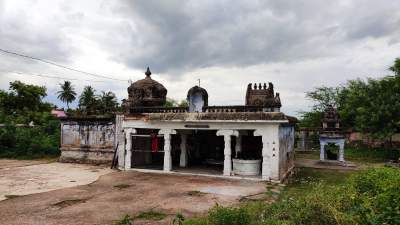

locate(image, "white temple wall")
[[59, 119, 115, 164], [278, 125, 295, 179]]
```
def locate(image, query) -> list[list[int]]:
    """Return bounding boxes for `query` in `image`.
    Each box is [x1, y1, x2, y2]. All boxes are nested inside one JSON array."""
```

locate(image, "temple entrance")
[[174, 130, 225, 175], [130, 129, 165, 170]]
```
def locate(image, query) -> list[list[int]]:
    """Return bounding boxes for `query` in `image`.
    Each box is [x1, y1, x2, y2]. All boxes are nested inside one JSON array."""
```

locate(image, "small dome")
[[187, 85, 208, 112], [126, 67, 167, 107]]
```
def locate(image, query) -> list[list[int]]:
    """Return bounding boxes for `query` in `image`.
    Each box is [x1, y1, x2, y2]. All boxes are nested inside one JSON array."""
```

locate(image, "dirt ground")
[[0, 160, 267, 225], [0, 159, 112, 201]]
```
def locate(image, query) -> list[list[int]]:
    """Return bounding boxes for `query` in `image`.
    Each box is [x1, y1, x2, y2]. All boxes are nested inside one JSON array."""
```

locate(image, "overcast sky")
[[1, 0, 399, 116]]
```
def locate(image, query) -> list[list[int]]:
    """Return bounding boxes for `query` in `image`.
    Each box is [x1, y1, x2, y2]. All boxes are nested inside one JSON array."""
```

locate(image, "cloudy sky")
[[1, 0, 399, 116]]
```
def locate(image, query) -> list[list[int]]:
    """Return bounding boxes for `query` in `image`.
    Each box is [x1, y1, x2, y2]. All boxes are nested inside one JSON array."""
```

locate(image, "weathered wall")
[[59, 118, 115, 164], [278, 125, 295, 180]]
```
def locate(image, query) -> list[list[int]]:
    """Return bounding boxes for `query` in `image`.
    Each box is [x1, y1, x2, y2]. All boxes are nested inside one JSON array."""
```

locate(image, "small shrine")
[[319, 105, 345, 162]]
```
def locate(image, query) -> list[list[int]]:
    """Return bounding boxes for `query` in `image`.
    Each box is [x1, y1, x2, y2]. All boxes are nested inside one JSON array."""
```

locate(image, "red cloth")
[[151, 134, 158, 152]]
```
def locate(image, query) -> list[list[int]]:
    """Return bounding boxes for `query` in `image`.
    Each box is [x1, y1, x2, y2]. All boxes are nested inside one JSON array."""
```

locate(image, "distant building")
[[51, 109, 67, 118]]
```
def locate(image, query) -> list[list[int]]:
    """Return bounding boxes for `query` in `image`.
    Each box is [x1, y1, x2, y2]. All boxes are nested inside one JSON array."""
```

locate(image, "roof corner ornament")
[[145, 67, 151, 77]]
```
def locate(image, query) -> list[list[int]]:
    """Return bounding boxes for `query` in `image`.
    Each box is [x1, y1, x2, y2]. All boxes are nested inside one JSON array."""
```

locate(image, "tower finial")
[[145, 67, 151, 77]]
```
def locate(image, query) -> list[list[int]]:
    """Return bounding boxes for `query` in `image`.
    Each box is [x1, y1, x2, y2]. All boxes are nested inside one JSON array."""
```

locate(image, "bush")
[[183, 168, 400, 225], [0, 119, 60, 158]]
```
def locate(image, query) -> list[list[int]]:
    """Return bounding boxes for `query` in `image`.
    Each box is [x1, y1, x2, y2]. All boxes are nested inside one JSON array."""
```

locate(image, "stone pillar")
[[116, 114, 125, 169], [255, 125, 279, 181], [124, 128, 136, 170], [180, 134, 188, 167], [217, 129, 239, 176], [338, 140, 345, 162], [159, 129, 177, 172], [235, 135, 242, 158], [320, 141, 326, 161]]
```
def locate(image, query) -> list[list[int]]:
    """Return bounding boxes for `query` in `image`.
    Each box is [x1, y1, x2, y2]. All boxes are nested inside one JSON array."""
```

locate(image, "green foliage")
[[112, 215, 133, 225], [0, 81, 51, 115], [0, 81, 60, 159], [389, 58, 400, 76], [340, 76, 400, 141], [351, 168, 400, 225], [298, 111, 323, 128], [57, 81, 76, 109], [301, 58, 400, 146], [183, 168, 400, 225], [164, 98, 188, 108], [98, 91, 119, 113], [306, 86, 342, 111], [135, 210, 166, 221], [78, 86, 97, 112], [77, 86, 119, 115]]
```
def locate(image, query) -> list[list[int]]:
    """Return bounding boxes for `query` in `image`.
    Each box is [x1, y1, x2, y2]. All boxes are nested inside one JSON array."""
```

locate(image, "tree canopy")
[[300, 58, 400, 145]]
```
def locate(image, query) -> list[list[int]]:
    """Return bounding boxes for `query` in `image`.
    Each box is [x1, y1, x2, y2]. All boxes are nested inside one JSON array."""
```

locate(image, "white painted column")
[[255, 125, 280, 181], [217, 129, 239, 176], [338, 140, 345, 162], [320, 141, 326, 161], [116, 114, 125, 169], [159, 129, 177, 172], [180, 134, 188, 167], [124, 128, 136, 170], [235, 135, 242, 158]]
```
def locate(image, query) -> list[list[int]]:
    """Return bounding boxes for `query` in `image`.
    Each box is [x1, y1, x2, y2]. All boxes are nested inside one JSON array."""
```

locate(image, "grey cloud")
[[106, 0, 400, 74]]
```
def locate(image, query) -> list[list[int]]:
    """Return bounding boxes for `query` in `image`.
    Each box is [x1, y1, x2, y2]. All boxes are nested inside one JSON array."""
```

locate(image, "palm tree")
[[57, 81, 76, 109], [98, 91, 118, 113], [79, 86, 97, 113]]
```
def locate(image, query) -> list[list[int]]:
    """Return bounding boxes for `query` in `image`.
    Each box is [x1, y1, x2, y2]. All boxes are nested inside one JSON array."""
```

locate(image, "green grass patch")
[[112, 214, 133, 225], [135, 210, 166, 221], [296, 147, 393, 163]]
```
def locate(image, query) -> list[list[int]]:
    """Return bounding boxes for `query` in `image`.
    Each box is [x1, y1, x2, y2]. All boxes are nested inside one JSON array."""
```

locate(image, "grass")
[[296, 146, 393, 163], [281, 167, 355, 197], [135, 210, 167, 221]]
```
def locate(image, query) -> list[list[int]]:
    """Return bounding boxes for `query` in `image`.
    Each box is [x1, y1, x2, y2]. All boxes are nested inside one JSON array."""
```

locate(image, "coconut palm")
[[98, 91, 118, 113], [78, 86, 97, 113], [57, 81, 76, 109]]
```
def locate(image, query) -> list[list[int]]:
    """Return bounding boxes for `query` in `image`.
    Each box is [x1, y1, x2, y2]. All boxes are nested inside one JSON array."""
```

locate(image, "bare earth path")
[[0, 160, 267, 225]]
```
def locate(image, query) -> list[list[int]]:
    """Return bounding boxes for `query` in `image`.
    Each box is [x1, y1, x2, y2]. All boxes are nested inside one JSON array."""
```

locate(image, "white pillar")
[[179, 134, 188, 167], [255, 126, 279, 181], [116, 114, 125, 169], [338, 140, 345, 162], [235, 135, 242, 158], [159, 129, 177, 172], [217, 129, 238, 176], [320, 141, 326, 161], [124, 128, 136, 170]]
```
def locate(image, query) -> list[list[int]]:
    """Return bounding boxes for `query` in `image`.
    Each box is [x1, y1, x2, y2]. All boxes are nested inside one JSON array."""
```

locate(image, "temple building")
[[114, 68, 296, 181]]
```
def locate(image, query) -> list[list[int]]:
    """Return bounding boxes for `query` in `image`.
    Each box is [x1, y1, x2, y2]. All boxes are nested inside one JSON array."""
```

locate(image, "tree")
[[340, 76, 400, 145], [78, 86, 98, 113], [299, 86, 342, 128], [98, 91, 118, 113], [0, 81, 51, 117], [389, 58, 400, 76], [57, 81, 76, 109]]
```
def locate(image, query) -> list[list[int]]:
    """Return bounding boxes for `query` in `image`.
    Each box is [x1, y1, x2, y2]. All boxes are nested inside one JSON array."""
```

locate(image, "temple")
[[60, 68, 296, 182], [114, 68, 296, 182], [319, 105, 346, 163]]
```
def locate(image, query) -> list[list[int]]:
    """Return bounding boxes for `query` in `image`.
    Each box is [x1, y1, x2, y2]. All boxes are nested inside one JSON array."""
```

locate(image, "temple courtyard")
[[0, 159, 268, 225]]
